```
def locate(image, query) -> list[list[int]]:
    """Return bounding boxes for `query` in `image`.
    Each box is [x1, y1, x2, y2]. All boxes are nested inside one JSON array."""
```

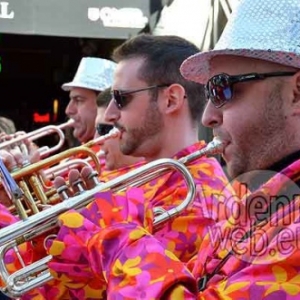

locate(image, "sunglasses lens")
[[112, 90, 128, 109], [97, 124, 114, 136], [208, 74, 233, 107]]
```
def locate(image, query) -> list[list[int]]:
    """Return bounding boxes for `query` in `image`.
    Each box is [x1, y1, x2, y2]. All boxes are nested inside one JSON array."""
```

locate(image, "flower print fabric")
[[97, 158, 300, 299], [39, 140, 235, 299]]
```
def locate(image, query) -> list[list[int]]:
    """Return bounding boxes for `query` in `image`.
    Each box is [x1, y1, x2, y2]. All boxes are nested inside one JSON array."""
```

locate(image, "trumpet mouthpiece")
[[110, 127, 120, 135], [205, 136, 225, 155]]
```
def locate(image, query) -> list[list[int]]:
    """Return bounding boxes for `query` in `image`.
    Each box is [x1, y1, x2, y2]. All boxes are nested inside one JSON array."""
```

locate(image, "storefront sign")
[[0, 2, 14, 19], [0, 0, 151, 39]]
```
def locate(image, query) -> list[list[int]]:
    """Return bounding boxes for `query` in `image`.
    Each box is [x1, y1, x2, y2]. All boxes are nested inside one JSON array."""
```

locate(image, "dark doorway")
[[0, 33, 124, 133]]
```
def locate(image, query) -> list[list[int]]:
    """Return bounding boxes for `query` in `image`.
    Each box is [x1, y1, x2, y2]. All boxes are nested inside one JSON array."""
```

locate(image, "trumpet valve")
[[81, 166, 100, 189], [69, 169, 85, 195], [53, 176, 69, 201]]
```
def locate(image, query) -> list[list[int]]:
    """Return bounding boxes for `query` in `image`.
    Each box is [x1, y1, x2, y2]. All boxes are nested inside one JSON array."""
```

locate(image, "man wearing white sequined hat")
[[62, 57, 116, 143], [179, 0, 300, 297], [181, 0, 300, 183], [38, 0, 300, 298]]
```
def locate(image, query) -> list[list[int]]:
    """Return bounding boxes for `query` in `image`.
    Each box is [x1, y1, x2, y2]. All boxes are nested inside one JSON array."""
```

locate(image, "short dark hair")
[[112, 34, 205, 121], [96, 87, 112, 108]]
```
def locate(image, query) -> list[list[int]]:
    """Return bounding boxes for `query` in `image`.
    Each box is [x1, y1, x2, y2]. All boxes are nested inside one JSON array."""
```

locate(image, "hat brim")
[[61, 81, 103, 92], [180, 48, 300, 84]]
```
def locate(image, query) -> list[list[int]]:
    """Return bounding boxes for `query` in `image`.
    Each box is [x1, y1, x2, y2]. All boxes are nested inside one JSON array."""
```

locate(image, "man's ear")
[[287, 71, 300, 118], [293, 71, 300, 104], [163, 84, 186, 114]]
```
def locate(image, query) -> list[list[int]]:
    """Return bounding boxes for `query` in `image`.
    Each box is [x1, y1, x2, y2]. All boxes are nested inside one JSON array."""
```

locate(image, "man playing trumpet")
[[95, 87, 145, 179], [0, 35, 236, 299], [21, 34, 237, 299], [63, 57, 116, 145], [42, 0, 300, 299]]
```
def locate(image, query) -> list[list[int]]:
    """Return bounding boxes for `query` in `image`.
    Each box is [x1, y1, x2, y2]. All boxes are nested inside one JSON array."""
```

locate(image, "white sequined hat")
[[62, 57, 116, 91], [180, 0, 300, 84]]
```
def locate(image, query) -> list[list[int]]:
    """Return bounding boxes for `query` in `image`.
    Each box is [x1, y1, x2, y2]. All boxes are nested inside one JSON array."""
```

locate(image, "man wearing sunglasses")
[[41, 1, 300, 299], [43, 0, 300, 299], [37, 34, 237, 298], [94, 87, 144, 173]]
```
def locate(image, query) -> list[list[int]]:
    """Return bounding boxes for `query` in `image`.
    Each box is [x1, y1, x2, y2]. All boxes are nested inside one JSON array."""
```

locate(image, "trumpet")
[[0, 127, 117, 219], [0, 137, 224, 298], [43, 128, 118, 180], [6, 146, 101, 220], [0, 119, 75, 159]]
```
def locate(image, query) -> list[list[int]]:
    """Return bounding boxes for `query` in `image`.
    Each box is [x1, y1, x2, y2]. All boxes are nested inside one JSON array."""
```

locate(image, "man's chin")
[[226, 162, 243, 181], [227, 163, 254, 185], [75, 131, 93, 144], [74, 134, 85, 143]]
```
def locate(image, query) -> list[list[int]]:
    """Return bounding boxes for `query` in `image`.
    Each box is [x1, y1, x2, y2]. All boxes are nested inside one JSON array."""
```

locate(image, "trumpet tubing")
[[44, 128, 117, 179], [2, 146, 101, 219], [0, 138, 224, 298], [2, 127, 117, 219], [0, 119, 75, 158]]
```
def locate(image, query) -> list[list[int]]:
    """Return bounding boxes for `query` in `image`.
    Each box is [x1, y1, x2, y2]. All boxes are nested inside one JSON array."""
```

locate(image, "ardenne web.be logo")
[[198, 169, 300, 265]]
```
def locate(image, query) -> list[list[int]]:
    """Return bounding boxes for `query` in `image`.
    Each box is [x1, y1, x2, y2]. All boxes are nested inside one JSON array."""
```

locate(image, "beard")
[[227, 83, 295, 180], [119, 100, 164, 157]]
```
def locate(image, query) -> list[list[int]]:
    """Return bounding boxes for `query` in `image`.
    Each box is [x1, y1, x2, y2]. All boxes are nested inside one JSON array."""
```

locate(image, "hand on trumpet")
[[53, 166, 101, 201], [0, 132, 40, 169], [0, 140, 40, 207]]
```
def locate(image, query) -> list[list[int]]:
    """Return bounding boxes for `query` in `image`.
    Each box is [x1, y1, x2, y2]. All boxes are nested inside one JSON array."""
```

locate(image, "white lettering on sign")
[[0, 2, 14, 19], [88, 7, 148, 29]]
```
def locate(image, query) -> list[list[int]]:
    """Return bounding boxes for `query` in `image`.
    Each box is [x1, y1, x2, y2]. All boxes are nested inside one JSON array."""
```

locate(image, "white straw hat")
[[180, 0, 300, 84], [62, 57, 116, 91]]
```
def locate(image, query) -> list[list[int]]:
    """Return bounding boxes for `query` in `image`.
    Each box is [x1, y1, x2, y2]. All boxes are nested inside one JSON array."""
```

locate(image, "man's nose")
[[201, 100, 223, 128], [65, 100, 76, 116], [104, 100, 120, 123]]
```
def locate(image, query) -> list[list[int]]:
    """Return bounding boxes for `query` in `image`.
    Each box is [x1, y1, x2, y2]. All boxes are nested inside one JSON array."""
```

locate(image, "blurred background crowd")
[[0, 0, 238, 150]]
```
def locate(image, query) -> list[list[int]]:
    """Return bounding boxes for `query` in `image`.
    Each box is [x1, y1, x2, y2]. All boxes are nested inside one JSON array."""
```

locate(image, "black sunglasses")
[[111, 84, 169, 109], [96, 123, 114, 136], [205, 71, 297, 108]]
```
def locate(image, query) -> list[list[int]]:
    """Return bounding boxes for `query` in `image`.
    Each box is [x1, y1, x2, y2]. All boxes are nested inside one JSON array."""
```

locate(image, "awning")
[[0, 0, 152, 39]]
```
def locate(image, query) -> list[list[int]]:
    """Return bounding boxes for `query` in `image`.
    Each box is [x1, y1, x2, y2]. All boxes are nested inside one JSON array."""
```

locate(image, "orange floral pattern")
[[90, 158, 300, 299], [21, 141, 235, 299]]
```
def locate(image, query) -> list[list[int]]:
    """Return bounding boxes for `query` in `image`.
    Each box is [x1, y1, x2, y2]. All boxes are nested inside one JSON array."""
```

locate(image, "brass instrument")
[[6, 146, 101, 220], [0, 137, 224, 298], [0, 119, 75, 159], [0, 128, 118, 219], [43, 129, 117, 180], [43, 149, 105, 181]]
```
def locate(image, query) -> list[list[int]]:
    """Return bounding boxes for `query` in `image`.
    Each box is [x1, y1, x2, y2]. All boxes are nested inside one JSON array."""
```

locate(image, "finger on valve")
[[8, 131, 26, 151], [81, 166, 100, 189], [10, 145, 30, 168], [25, 141, 40, 164], [69, 169, 86, 195], [0, 149, 18, 172], [53, 176, 70, 201], [19, 142, 29, 157]]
